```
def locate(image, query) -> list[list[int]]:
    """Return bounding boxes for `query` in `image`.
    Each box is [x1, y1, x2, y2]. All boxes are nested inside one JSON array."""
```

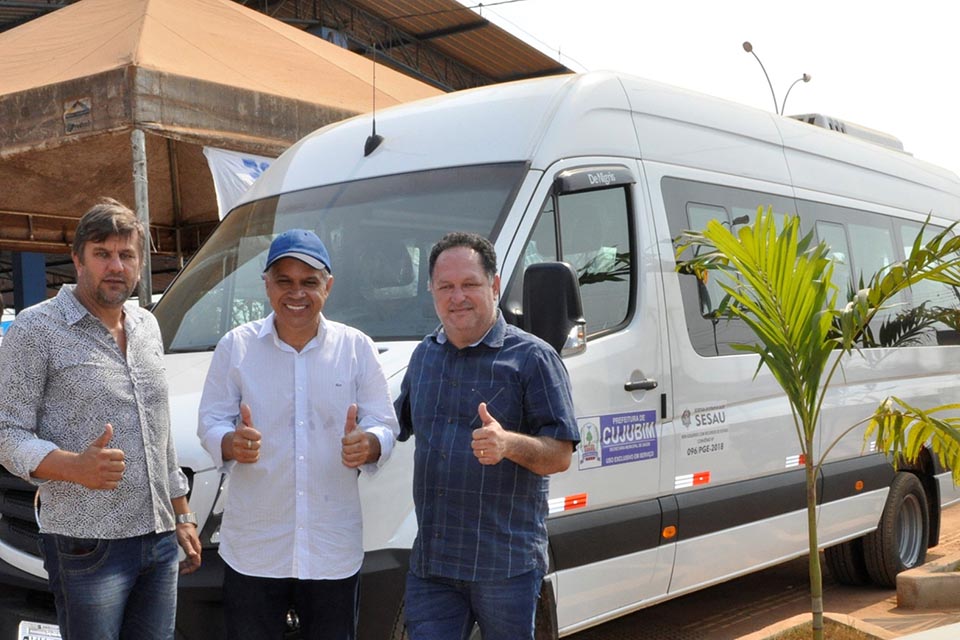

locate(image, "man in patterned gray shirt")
[[0, 199, 201, 640]]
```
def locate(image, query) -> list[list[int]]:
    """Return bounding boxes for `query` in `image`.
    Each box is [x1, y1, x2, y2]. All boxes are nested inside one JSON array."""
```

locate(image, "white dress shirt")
[[197, 313, 399, 579]]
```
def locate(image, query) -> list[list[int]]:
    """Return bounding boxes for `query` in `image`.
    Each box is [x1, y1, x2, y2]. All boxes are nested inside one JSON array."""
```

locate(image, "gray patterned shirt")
[[0, 286, 188, 538]]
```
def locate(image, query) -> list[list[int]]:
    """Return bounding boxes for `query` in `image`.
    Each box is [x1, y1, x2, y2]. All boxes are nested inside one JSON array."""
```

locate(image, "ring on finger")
[[246, 439, 254, 450]]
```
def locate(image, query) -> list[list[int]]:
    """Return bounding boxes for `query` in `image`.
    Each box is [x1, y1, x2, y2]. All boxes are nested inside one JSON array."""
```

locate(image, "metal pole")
[[131, 128, 152, 307], [780, 74, 812, 116], [742, 42, 779, 114]]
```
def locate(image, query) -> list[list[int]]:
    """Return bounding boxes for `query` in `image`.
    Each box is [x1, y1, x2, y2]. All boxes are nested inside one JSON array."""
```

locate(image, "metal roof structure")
[[0, 0, 571, 91], [0, 0, 570, 310]]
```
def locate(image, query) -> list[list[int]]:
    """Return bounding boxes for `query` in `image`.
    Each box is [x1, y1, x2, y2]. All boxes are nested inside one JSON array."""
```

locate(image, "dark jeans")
[[39, 531, 179, 640], [404, 569, 543, 640], [223, 563, 360, 640]]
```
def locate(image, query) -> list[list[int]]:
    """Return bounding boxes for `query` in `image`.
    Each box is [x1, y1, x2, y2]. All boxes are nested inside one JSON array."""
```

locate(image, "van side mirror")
[[522, 262, 586, 356]]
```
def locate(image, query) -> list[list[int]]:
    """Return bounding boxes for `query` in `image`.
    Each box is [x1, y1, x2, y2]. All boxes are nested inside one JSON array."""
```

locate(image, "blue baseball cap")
[[264, 229, 332, 273]]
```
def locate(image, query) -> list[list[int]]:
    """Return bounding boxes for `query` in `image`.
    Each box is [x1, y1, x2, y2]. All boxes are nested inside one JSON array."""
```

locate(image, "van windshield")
[[154, 163, 524, 352]]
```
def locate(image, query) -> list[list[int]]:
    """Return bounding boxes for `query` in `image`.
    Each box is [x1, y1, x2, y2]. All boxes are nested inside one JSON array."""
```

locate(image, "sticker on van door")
[[680, 403, 730, 458], [576, 410, 658, 470]]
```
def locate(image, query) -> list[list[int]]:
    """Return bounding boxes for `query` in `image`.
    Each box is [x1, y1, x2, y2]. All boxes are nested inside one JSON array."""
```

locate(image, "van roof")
[[237, 71, 960, 220]]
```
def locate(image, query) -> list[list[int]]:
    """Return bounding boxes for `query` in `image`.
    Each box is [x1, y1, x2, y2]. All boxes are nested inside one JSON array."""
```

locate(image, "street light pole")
[[781, 73, 812, 115], [742, 41, 811, 115], [742, 41, 778, 114]]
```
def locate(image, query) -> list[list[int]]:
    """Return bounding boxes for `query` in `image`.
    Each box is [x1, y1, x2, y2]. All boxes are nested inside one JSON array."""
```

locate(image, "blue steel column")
[[12, 252, 46, 312]]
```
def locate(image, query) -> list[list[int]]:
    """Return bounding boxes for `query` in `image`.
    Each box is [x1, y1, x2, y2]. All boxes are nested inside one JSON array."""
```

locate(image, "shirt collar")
[[434, 312, 505, 349], [259, 311, 326, 352], [56, 285, 142, 329]]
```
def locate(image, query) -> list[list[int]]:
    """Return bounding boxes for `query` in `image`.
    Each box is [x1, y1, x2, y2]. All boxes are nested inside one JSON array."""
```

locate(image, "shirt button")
[[298, 456, 305, 461], [298, 491, 304, 496]]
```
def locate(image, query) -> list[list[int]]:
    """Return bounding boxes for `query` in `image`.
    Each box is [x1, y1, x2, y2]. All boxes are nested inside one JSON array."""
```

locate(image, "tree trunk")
[[806, 449, 824, 640]]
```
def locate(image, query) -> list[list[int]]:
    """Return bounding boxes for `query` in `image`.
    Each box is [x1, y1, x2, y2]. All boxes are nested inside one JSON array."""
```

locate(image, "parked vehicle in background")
[[1, 71, 958, 639]]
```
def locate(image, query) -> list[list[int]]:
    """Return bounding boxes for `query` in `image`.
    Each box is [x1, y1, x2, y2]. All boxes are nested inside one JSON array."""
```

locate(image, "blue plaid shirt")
[[396, 314, 579, 581]]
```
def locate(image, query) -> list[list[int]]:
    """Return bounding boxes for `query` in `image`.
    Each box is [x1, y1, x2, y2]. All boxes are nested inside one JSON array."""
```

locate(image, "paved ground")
[[569, 503, 960, 639]]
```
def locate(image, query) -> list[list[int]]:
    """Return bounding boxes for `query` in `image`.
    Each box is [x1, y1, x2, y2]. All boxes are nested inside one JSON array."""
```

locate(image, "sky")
[[458, 0, 960, 177]]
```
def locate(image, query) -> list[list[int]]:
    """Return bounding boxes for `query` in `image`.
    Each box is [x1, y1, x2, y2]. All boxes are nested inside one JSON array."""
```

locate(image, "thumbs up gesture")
[[77, 423, 126, 490], [472, 402, 506, 465], [341, 404, 380, 468], [227, 403, 262, 464]]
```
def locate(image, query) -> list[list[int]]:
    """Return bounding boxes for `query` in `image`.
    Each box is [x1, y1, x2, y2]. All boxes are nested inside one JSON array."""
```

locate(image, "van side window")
[[899, 221, 958, 309], [848, 221, 898, 288], [558, 188, 632, 333], [815, 222, 853, 295], [663, 177, 796, 356], [507, 183, 633, 338], [800, 200, 906, 323], [686, 203, 732, 315]]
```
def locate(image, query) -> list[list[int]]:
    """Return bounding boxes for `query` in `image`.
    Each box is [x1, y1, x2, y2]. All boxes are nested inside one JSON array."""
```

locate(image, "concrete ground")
[[823, 501, 960, 638], [570, 503, 960, 639]]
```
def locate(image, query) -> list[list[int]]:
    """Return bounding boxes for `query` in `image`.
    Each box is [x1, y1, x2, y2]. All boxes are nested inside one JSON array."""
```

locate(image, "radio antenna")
[[364, 36, 384, 156]]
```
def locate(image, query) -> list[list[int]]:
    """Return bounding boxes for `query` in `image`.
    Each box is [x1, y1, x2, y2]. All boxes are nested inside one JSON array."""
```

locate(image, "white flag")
[[203, 147, 276, 219]]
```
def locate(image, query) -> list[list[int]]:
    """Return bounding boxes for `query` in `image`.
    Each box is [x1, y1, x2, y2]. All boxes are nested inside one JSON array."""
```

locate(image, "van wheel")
[[823, 537, 870, 585], [863, 472, 929, 588]]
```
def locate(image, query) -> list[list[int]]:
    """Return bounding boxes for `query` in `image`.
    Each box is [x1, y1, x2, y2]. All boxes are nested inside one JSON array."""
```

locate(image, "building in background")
[[0, 0, 570, 312]]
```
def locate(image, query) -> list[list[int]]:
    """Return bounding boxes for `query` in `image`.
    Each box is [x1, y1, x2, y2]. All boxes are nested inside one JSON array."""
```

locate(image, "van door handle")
[[624, 379, 658, 392]]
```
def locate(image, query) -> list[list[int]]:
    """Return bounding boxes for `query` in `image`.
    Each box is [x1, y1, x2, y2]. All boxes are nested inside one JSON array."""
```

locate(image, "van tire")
[[863, 472, 929, 588], [823, 537, 870, 585]]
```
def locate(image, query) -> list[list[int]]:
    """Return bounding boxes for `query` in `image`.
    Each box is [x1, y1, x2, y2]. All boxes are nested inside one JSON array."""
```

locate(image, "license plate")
[[17, 621, 61, 640]]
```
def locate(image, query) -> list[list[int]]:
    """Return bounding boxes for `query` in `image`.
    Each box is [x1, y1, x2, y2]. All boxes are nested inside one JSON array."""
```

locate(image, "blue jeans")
[[404, 570, 543, 640], [39, 531, 179, 640], [222, 563, 359, 639]]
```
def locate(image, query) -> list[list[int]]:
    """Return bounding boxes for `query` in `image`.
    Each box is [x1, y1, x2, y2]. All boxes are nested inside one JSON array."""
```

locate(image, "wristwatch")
[[176, 512, 198, 526]]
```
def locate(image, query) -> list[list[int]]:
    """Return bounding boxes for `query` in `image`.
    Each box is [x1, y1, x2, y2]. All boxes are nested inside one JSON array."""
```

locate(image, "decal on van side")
[[679, 402, 730, 458], [547, 493, 588, 514], [577, 410, 658, 470]]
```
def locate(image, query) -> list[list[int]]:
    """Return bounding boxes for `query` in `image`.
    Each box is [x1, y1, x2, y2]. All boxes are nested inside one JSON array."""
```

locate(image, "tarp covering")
[[0, 0, 440, 292], [0, 0, 440, 108]]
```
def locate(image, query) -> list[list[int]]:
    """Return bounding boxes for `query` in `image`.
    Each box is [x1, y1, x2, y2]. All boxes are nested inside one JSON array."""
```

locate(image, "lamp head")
[[802, 73, 812, 82], [742, 41, 753, 53]]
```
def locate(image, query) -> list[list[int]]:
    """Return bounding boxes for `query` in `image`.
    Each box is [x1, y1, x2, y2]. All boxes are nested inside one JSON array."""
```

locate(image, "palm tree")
[[675, 207, 960, 640]]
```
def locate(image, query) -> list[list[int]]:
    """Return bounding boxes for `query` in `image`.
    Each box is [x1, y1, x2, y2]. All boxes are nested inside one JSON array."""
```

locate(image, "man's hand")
[[176, 523, 202, 575], [471, 403, 509, 465], [223, 403, 261, 463], [471, 402, 574, 475], [341, 404, 380, 468], [76, 423, 126, 489]]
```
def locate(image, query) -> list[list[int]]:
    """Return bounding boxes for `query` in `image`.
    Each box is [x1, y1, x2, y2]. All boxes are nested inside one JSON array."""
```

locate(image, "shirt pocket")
[[315, 376, 355, 431], [462, 382, 523, 433]]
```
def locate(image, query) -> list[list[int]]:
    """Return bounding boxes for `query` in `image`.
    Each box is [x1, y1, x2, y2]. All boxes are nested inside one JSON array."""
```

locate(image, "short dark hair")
[[428, 232, 497, 280], [72, 198, 145, 260]]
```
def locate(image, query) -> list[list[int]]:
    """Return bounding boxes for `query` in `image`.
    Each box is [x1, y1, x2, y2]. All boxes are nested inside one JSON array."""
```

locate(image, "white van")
[[1, 71, 959, 639]]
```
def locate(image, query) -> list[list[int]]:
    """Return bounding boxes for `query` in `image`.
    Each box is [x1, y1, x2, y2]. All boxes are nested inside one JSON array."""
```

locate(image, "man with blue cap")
[[197, 229, 399, 639]]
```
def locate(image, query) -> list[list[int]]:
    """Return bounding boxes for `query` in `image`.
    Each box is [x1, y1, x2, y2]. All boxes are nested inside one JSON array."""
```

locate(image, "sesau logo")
[[694, 410, 726, 427], [684, 403, 727, 429], [587, 171, 617, 186]]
